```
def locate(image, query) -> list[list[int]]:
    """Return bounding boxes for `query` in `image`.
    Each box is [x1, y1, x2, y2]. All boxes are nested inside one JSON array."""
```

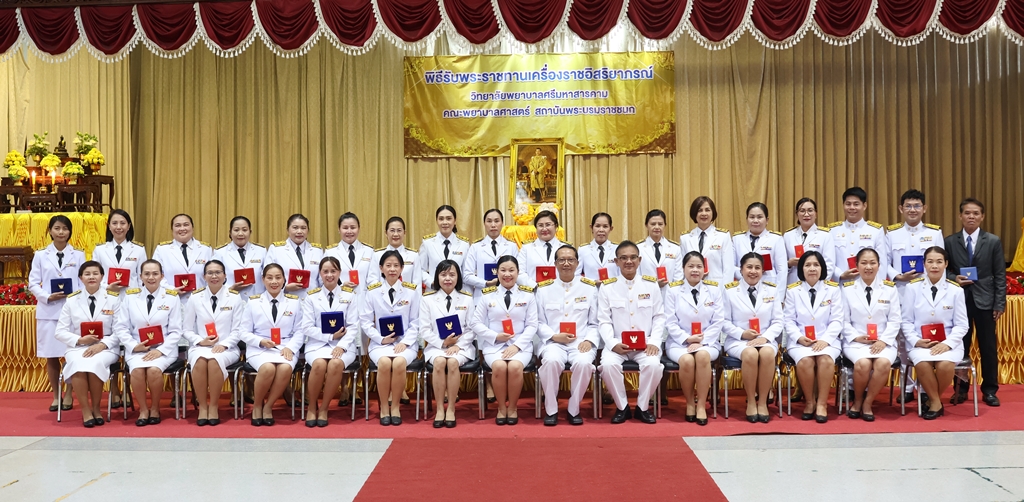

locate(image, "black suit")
[[944, 229, 1006, 395]]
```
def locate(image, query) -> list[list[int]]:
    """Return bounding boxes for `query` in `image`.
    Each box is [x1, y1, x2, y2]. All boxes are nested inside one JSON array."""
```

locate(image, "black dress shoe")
[[543, 413, 557, 426], [433, 419, 444, 428], [696, 416, 708, 426], [507, 416, 519, 425], [846, 410, 861, 420], [746, 414, 758, 423], [815, 414, 828, 424], [83, 419, 96, 428], [380, 416, 391, 426], [94, 417, 105, 426], [896, 391, 915, 405], [862, 413, 875, 422], [148, 416, 161, 425], [950, 391, 967, 405], [339, 399, 350, 407], [136, 418, 148, 427], [922, 406, 944, 420], [263, 417, 275, 426], [391, 416, 402, 426], [61, 402, 73, 411], [111, 400, 123, 410], [759, 414, 770, 424], [317, 420, 327, 427], [496, 416, 507, 425], [637, 409, 656, 424], [567, 411, 583, 426], [611, 406, 630, 424], [661, 396, 669, 406], [400, 398, 411, 405], [209, 419, 220, 426], [487, 396, 497, 404], [685, 414, 697, 423], [445, 419, 456, 428], [801, 412, 814, 421], [306, 420, 316, 428], [197, 419, 209, 427], [49, 404, 59, 412], [983, 394, 1001, 407], [251, 417, 262, 426]]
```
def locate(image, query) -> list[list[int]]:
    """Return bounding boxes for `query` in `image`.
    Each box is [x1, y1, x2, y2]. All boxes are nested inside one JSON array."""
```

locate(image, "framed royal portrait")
[[509, 138, 565, 212]]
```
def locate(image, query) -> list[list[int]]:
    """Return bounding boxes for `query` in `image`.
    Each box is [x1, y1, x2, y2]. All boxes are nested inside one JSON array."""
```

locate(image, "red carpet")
[[1, 385, 1020, 438], [355, 437, 725, 501]]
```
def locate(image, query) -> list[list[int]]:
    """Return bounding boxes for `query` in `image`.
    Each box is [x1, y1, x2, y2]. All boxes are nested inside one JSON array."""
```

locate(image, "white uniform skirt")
[[843, 344, 897, 365], [187, 346, 241, 380], [666, 345, 720, 364], [62, 347, 119, 381], [424, 345, 474, 366], [788, 345, 841, 364], [37, 319, 64, 358], [484, 350, 532, 367], [725, 340, 778, 360], [305, 345, 357, 368], [125, 349, 178, 372], [909, 346, 964, 366], [247, 349, 299, 371], [369, 344, 418, 366]]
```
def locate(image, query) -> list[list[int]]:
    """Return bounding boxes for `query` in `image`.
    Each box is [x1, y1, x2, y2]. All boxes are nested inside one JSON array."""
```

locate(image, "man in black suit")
[[944, 198, 1006, 406]]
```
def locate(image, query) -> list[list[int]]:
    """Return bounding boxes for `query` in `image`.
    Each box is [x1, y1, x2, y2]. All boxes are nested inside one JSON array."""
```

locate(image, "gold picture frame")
[[509, 138, 565, 213]]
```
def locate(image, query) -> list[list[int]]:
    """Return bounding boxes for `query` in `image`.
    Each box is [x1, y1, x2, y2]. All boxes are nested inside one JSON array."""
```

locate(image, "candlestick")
[[30, 171, 36, 194]]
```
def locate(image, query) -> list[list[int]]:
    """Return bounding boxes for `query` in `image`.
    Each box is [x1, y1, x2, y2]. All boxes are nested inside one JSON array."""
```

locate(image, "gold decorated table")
[[0, 212, 108, 283]]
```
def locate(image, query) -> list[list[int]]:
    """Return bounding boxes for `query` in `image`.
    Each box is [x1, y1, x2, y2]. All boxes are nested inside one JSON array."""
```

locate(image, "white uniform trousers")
[[599, 350, 663, 412], [538, 344, 596, 416]]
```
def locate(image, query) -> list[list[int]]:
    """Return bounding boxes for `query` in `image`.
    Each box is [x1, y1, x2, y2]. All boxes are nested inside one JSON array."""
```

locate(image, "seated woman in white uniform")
[[665, 251, 725, 426], [301, 256, 360, 428], [360, 250, 421, 426], [901, 246, 969, 420], [113, 259, 183, 426], [841, 248, 901, 421], [240, 264, 307, 426], [783, 251, 843, 423], [55, 261, 121, 427], [722, 253, 784, 423], [182, 259, 244, 427], [471, 255, 538, 425], [419, 260, 476, 428]]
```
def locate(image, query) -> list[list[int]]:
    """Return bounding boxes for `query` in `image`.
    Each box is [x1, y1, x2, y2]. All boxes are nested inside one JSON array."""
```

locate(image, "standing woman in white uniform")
[[324, 212, 374, 294], [213, 216, 266, 300], [265, 214, 324, 299], [301, 256, 360, 427], [722, 253, 784, 423], [464, 209, 519, 301], [55, 261, 121, 427], [93, 209, 147, 296], [783, 251, 843, 423], [783, 198, 836, 285], [182, 260, 244, 426], [734, 203, 788, 293], [638, 209, 682, 294], [151, 214, 213, 305], [516, 210, 567, 289], [680, 196, 734, 284], [114, 260, 183, 426], [368, 216, 420, 285], [360, 250, 421, 426], [472, 255, 538, 425], [577, 212, 619, 281], [419, 260, 475, 428], [841, 248, 901, 421], [664, 251, 725, 426], [419, 205, 471, 289], [239, 264, 307, 426], [29, 215, 83, 412], [901, 246, 969, 420]]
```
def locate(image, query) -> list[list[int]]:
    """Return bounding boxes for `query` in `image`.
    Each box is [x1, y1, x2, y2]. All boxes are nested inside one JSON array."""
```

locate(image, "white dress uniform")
[[576, 240, 619, 281], [841, 277, 901, 363], [471, 284, 538, 366], [418, 289, 476, 365], [418, 232, 471, 287], [323, 240, 375, 294], [597, 275, 665, 412], [886, 222, 944, 294], [152, 238, 213, 305], [783, 280, 843, 363], [55, 289, 121, 381], [535, 277, 599, 417], [828, 219, 887, 282], [733, 230, 788, 292], [28, 243, 85, 358], [92, 238, 147, 294], [114, 287, 183, 372], [212, 241, 267, 299], [239, 291, 307, 370], [367, 245, 420, 285], [360, 280, 421, 364], [680, 225, 734, 285], [516, 237, 567, 289], [301, 285, 360, 368], [265, 239, 324, 299], [722, 280, 784, 359], [181, 287, 244, 379], [783, 225, 836, 285], [637, 236, 682, 296], [463, 235, 519, 300], [664, 279, 724, 362], [900, 277, 969, 364]]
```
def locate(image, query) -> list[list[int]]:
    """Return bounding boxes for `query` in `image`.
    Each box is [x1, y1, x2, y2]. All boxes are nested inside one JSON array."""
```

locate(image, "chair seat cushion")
[[722, 356, 742, 369], [660, 354, 680, 371]]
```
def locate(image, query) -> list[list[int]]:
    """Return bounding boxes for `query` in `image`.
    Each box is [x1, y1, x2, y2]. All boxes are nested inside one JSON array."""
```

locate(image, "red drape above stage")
[[1, 0, 1022, 60]]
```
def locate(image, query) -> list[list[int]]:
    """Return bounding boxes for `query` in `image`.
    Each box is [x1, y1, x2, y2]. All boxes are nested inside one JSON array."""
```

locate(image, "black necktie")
[[328, 291, 334, 307], [211, 295, 218, 312], [238, 247, 246, 263], [966, 236, 974, 265], [750, 235, 758, 251], [57, 251, 64, 268], [146, 294, 154, 313], [801, 232, 808, 244], [348, 245, 355, 266], [545, 242, 552, 261], [698, 231, 706, 253], [115, 244, 122, 263], [181, 243, 189, 264], [88, 295, 96, 316], [691, 288, 699, 305], [809, 288, 817, 308], [388, 287, 395, 304], [443, 239, 451, 259], [295, 245, 303, 266], [446, 294, 452, 312], [748, 286, 757, 307], [271, 299, 279, 322], [491, 240, 497, 256], [931, 286, 938, 300], [654, 242, 661, 262], [865, 287, 872, 305], [504, 290, 511, 309], [598, 245, 605, 264]]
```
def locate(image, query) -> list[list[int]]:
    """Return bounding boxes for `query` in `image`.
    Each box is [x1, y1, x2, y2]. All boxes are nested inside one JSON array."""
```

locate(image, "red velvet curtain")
[[568, 0, 624, 40], [254, 0, 318, 51], [79, 6, 136, 55], [135, 4, 197, 51], [199, 2, 254, 50], [875, 0, 939, 38], [443, 0, 499, 44], [20, 7, 78, 55], [751, 0, 812, 40], [376, 0, 440, 42], [812, 0, 874, 38], [627, 0, 689, 39], [1002, 0, 1024, 38], [0, 9, 19, 54], [318, 0, 377, 47], [688, 0, 748, 42], [494, 0, 568, 43], [938, 0, 1001, 34]]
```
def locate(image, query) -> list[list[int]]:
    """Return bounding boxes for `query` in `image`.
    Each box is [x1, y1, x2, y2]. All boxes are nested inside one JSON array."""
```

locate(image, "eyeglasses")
[[903, 204, 923, 210], [618, 255, 640, 262], [556, 258, 577, 264], [797, 209, 815, 215], [205, 270, 224, 276]]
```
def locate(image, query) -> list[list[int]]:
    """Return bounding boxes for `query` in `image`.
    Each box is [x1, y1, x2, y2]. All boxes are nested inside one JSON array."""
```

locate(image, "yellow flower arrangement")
[[7, 163, 28, 181], [39, 154, 61, 174], [61, 161, 85, 178], [3, 150, 26, 168], [81, 148, 105, 166]]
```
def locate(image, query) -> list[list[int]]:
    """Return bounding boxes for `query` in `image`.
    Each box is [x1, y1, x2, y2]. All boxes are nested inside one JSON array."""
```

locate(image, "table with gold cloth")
[[1, 213, 109, 283]]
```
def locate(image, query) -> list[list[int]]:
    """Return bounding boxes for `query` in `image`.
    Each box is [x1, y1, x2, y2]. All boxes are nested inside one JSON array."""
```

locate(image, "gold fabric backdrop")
[[2, 33, 1021, 255]]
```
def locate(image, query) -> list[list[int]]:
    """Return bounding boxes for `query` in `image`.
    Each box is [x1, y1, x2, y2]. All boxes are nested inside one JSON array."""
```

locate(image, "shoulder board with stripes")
[[523, 239, 536, 245], [199, 241, 210, 247], [473, 237, 485, 244], [518, 285, 534, 293], [106, 290, 119, 297], [788, 281, 802, 289], [887, 223, 903, 231], [405, 246, 418, 253], [844, 281, 856, 287], [602, 277, 617, 285], [785, 226, 797, 233], [642, 275, 657, 283], [580, 277, 597, 287], [341, 286, 354, 293], [716, 228, 730, 234], [947, 279, 961, 288], [132, 240, 145, 247], [827, 221, 843, 229], [536, 280, 554, 288], [423, 233, 437, 240], [910, 277, 925, 283], [273, 241, 285, 247], [367, 282, 383, 291], [703, 279, 718, 287], [284, 293, 299, 300], [67, 290, 81, 298], [193, 287, 207, 294], [165, 289, 179, 296], [308, 287, 322, 295], [668, 280, 684, 288], [883, 280, 896, 287], [867, 221, 883, 229], [310, 242, 323, 249], [768, 230, 782, 236], [816, 226, 829, 232], [402, 281, 418, 290], [159, 240, 173, 246], [924, 223, 941, 230], [375, 246, 387, 252], [482, 286, 497, 294], [763, 281, 776, 288], [249, 294, 262, 299], [733, 231, 745, 236], [725, 281, 739, 289], [825, 280, 838, 287], [423, 290, 437, 296], [216, 242, 231, 249], [251, 243, 265, 249], [458, 290, 472, 296], [228, 289, 239, 295], [664, 238, 678, 246], [457, 235, 471, 243], [126, 288, 141, 295]]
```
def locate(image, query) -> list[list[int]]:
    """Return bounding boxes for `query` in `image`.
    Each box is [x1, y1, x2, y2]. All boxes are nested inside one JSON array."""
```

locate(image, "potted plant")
[[73, 132, 97, 158], [4, 150, 27, 185], [81, 147, 105, 173], [40, 154, 61, 176], [62, 161, 85, 184], [26, 132, 49, 164]]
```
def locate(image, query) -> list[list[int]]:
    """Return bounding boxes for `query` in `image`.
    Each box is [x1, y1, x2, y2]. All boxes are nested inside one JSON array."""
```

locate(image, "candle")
[[30, 171, 35, 192]]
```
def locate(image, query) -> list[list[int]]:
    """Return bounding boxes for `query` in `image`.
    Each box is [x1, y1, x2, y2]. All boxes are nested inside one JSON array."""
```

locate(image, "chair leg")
[[478, 369, 487, 420], [534, 372, 541, 420], [785, 365, 792, 416], [723, 371, 730, 419], [901, 365, 908, 416], [776, 367, 783, 418], [57, 372, 65, 423], [364, 368, 371, 421], [711, 367, 718, 419], [415, 370, 421, 422], [971, 366, 979, 417], [591, 369, 599, 419], [596, 373, 603, 420], [477, 369, 485, 420]]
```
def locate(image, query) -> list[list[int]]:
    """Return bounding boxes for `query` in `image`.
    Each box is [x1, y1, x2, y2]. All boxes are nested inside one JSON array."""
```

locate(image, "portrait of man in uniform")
[[511, 139, 564, 207]]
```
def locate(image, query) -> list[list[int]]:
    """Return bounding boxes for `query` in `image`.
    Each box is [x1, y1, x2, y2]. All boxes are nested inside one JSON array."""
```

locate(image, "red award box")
[[922, 323, 946, 342], [867, 324, 878, 340], [805, 325, 816, 341], [348, 270, 360, 285], [598, 268, 609, 281], [501, 318, 515, 335], [289, 269, 310, 288], [174, 274, 197, 292], [749, 318, 761, 333], [657, 266, 668, 281], [205, 322, 217, 338], [703, 258, 709, 275], [108, 267, 131, 287], [536, 266, 556, 282], [794, 245, 805, 258], [622, 330, 646, 350], [139, 325, 163, 346], [691, 322, 702, 335], [560, 322, 576, 336], [234, 268, 256, 286], [760, 253, 773, 272], [847, 256, 858, 270], [81, 321, 103, 340], [271, 327, 282, 345]]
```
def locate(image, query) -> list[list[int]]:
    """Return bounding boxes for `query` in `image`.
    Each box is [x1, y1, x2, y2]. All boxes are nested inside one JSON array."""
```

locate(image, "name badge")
[[101, 309, 115, 315], [396, 300, 410, 307], [127, 257, 138, 261], [859, 234, 872, 240], [250, 259, 262, 263], [637, 293, 651, 300], [220, 306, 233, 311], [943, 305, 954, 310], [710, 244, 722, 250], [195, 259, 207, 265], [514, 302, 527, 307], [762, 296, 775, 303], [574, 297, 587, 303], [283, 311, 295, 316], [157, 305, 171, 311]]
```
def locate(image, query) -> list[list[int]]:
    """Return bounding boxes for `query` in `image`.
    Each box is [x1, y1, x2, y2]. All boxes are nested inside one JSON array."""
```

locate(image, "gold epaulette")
[[867, 221, 882, 229], [249, 294, 261, 299], [473, 237, 485, 244], [669, 280, 684, 288], [402, 281, 418, 290], [716, 228, 730, 234], [733, 231, 745, 236], [825, 280, 838, 287], [423, 290, 437, 296], [910, 277, 925, 283], [284, 293, 299, 300], [602, 277, 617, 285], [457, 235, 470, 243], [788, 281, 802, 289], [193, 287, 206, 294], [228, 289, 239, 295], [518, 285, 534, 293], [725, 281, 739, 289], [844, 281, 856, 287], [367, 282, 383, 291], [786, 226, 797, 233], [883, 280, 895, 287], [703, 279, 718, 287], [165, 289, 179, 296], [273, 241, 285, 247], [482, 286, 497, 294], [341, 286, 354, 293], [458, 289, 472, 296], [405, 246, 417, 253], [947, 279, 961, 288], [422, 233, 437, 241], [375, 246, 387, 252], [132, 240, 145, 247], [216, 242, 231, 249], [768, 230, 782, 236], [817, 226, 829, 232], [536, 280, 554, 288], [828, 221, 843, 228], [159, 240, 173, 246], [924, 223, 941, 231], [251, 242, 265, 248], [580, 277, 597, 287], [642, 275, 657, 283], [523, 239, 536, 245], [664, 238, 678, 246], [310, 242, 323, 249], [199, 241, 210, 247], [67, 290, 81, 298], [764, 281, 776, 288], [887, 223, 903, 231], [126, 288, 141, 295], [106, 290, 119, 297], [308, 287, 322, 295], [562, 241, 574, 247]]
